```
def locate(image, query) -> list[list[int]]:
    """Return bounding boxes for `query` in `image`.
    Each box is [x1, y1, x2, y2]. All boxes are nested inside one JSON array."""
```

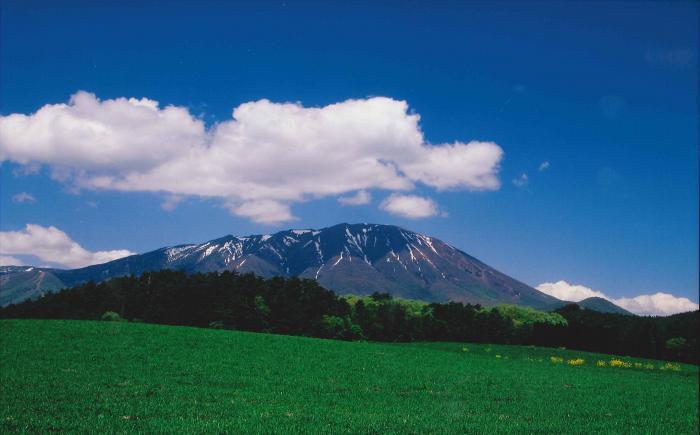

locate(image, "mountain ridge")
[[2, 223, 569, 310], [576, 296, 634, 315]]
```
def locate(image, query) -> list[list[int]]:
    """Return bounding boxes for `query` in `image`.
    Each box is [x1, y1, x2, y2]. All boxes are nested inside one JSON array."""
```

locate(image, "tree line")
[[0, 270, 696, 363]]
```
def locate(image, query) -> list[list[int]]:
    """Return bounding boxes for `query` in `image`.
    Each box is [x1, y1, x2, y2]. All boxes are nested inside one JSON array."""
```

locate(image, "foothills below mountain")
[[0, 223, 631, 314]]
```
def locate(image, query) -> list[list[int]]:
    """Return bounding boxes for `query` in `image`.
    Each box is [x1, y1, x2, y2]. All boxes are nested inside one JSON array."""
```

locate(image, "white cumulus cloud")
[[0, 91, 205, 171], [614, 293, 699, 317], [380, 194, 439, 219], [0, 92, 504, 223], [536, 280, 699, 316], [0, 224, 135, 268], [338, 190, 372, 206], [538, 161, 550, 172], [536, 280, 607, 301]]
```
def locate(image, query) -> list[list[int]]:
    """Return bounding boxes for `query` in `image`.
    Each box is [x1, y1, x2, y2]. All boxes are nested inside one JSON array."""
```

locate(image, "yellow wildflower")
[[550, 356, 564, 364], [567, 358, 585, 366], [596, 360, 606, 367], [610, 359, 632, 368], [659, 363, 681, 372]]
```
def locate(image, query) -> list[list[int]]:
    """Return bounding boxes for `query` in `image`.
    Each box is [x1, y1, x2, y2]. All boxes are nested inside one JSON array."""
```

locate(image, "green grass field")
[[1, 320, 697, 433]]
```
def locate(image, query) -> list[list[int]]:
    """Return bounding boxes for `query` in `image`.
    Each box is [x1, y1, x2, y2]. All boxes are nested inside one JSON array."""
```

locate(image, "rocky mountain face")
[[1, 223, 562, 309]]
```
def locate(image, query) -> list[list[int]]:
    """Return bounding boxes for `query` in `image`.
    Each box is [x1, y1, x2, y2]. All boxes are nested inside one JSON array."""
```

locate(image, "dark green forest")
[[0, 270, 696, 363]]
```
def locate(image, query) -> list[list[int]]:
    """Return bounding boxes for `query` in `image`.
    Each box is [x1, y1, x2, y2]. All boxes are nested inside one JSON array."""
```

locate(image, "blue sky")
[[1, 1, 698, 308]]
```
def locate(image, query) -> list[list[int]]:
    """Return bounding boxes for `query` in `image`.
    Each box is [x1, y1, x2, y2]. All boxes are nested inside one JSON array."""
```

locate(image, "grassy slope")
[[0, 320, 697, 433]]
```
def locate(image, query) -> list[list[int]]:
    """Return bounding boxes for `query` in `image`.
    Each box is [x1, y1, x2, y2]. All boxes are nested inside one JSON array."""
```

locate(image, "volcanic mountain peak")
[[156, 223, 459, 276], [1, 223, 562, 309]]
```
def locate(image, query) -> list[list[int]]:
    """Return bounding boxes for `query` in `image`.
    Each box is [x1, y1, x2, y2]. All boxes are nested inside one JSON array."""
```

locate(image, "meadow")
[[1, 319, 697, 433]]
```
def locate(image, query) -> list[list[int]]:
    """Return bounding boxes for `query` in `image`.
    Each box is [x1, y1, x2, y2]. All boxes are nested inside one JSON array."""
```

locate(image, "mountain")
[[545, 296, 633, 316], [577, 297, 633, 315], [0, 223, 562, 309], [0, 266, 65, 307]]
